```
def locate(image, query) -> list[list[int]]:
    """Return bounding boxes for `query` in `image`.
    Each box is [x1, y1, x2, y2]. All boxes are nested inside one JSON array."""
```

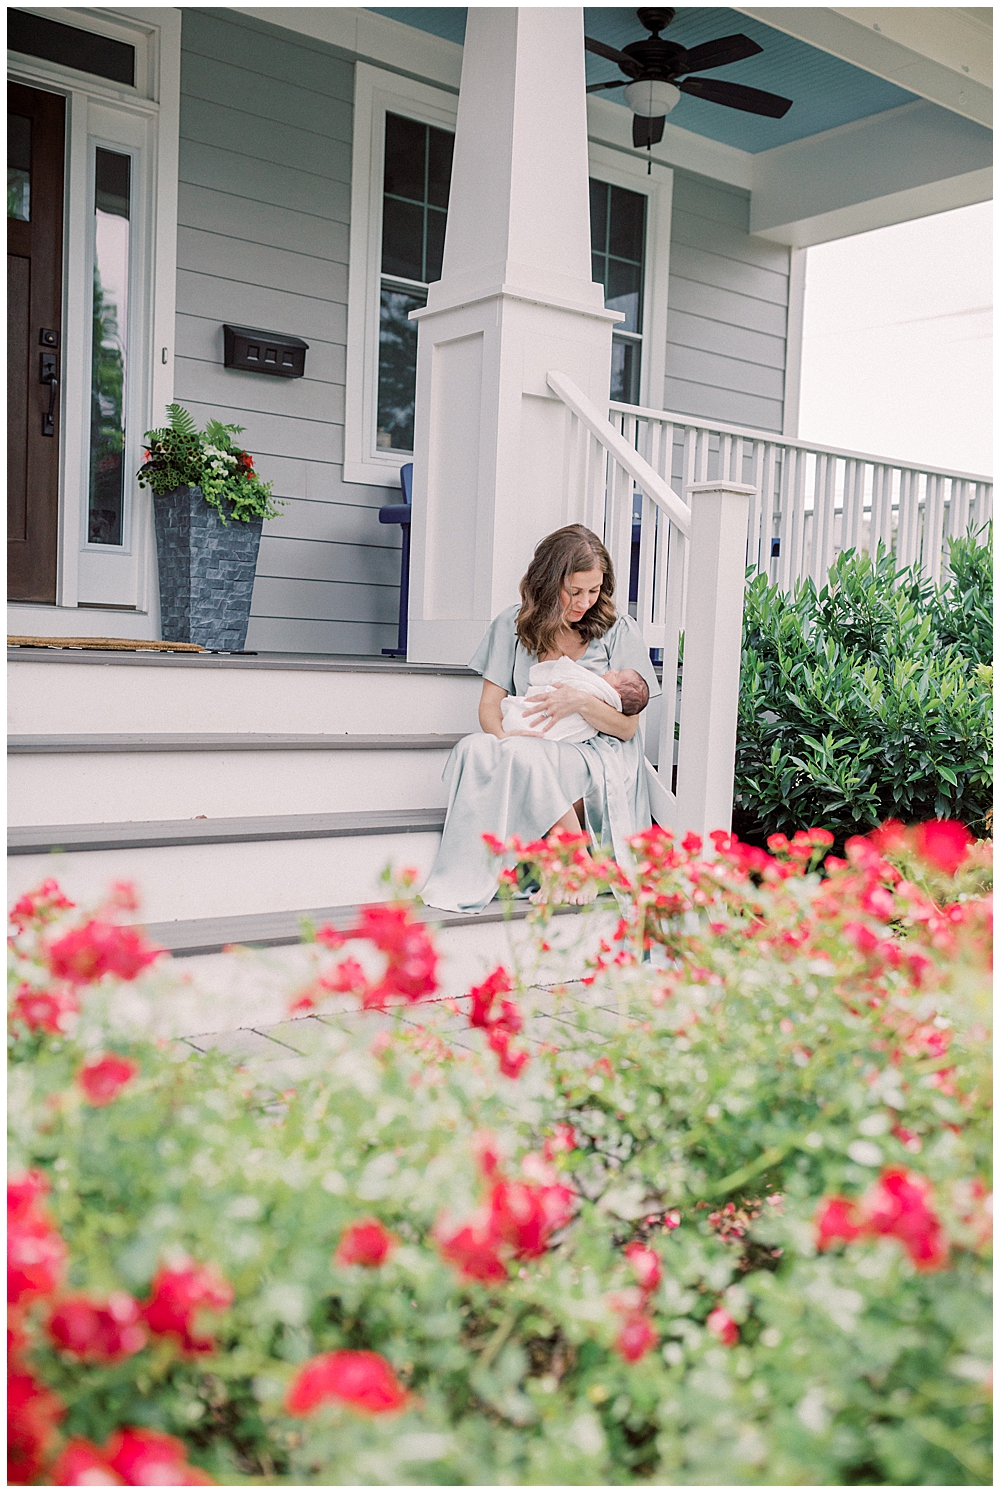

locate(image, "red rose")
[[615, 1313, 657, 1362], [77, 1055, 139, 1107], [8, 1209, 67, 1306], [624, 1242, 662, 1296], [815, 1196, 864, 1251], [862, 1166, 949, 1271], [9, 983, 80, 1034], [106, 1427, 213, 1484], [913, 820, 972, 877], [49, 1438, 122, 1485], [48, 1292, 147, 1361], [437, 1220, 508, 1283], [7, 1370, 65, 1484], [335, 1218, 397, 1268], [9, 878, 75, 934], [706, 1307, 739, 1347], [47, 920, 162, 985], [286, 1349, 408, 1416], [141, 1260, 233, 1354]]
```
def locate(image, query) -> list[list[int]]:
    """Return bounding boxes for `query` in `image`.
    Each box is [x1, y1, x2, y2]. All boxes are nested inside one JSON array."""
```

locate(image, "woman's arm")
[[522, 684, 640, 742], [478, 680, 508, 739]]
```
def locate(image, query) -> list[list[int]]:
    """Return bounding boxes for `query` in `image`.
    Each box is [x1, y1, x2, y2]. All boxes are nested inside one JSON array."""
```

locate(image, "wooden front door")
[[8, 82, 65, 603]]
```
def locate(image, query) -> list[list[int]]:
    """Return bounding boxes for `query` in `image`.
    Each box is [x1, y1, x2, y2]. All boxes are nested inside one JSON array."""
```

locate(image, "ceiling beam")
[[734, 7, 992, 126]]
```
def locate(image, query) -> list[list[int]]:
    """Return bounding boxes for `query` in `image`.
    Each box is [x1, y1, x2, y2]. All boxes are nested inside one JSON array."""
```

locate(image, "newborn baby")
[[501, 654, 649, 743]]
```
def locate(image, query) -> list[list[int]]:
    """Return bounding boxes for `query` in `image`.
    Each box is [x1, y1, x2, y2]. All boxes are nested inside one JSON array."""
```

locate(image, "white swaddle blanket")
[[501, 655, 621, 744]]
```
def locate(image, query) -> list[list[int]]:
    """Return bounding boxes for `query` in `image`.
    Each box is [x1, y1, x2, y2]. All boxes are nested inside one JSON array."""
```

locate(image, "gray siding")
[[664, 174, 790, 433], [175, 8, 401, 656]]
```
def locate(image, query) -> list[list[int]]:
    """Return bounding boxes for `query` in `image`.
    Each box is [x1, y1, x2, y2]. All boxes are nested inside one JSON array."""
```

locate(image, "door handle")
[[40, 352, 58, 437]]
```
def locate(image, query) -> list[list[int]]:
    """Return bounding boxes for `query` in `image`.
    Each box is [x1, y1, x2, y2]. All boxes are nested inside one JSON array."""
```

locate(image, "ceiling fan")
[[585, 7, 793, 151]]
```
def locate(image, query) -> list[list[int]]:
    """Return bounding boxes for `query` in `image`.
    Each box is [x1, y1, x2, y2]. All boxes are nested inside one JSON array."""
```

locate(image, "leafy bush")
[[735, 534, 993, 845], [7, 822, 992, 1486], [137, 404, 281, 524]]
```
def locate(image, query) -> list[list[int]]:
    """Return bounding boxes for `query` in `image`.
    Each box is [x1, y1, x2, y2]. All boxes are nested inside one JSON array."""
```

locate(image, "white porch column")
[[406, 7, 618, 665]]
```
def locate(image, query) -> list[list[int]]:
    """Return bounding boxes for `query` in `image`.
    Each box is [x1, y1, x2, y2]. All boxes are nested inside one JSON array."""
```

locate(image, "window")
[[590, 179, 647, 406], [377, 112, 454, 452], [88, 148, 132, 546], [8, 113, 32, 221], [8, 9, 136, 88]]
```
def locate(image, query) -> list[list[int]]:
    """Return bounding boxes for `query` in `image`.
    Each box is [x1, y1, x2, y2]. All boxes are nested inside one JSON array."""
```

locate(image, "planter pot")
[[152, 485, 263, 651]]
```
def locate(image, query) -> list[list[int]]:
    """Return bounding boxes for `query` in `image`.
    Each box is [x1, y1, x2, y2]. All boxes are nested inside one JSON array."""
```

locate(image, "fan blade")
[[586, 80, 627, 93], [632, 113, 665, 148], [584, 35, 641, 76], [671, 33, 762, 76], [679, 76, 792, 118]]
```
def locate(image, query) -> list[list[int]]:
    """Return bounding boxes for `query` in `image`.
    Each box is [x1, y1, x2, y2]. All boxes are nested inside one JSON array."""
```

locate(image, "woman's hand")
[[522, 683, 640, 742]]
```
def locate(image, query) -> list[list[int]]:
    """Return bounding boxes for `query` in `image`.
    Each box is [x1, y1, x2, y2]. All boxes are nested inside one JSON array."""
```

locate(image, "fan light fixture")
[[623, 79, 680, 117]]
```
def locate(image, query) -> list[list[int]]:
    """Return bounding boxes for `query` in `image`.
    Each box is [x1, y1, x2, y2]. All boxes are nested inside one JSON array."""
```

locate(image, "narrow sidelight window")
[[377, 111, 453, 453], [590, 179, 647, 405], [88, 148, 131, 546], [8, 113, 32, 221]]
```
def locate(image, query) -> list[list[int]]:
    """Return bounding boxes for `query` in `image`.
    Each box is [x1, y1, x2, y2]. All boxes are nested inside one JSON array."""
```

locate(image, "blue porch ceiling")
[[369, 7, 919, 153]]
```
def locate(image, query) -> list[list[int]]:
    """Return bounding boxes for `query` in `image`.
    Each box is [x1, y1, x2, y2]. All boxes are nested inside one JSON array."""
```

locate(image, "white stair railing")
[[547, 371, 752, 840], [609, 399, 993, 588]]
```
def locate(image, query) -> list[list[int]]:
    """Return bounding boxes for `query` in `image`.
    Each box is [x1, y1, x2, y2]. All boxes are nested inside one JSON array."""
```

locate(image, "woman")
[[420, 525, 660, 914]]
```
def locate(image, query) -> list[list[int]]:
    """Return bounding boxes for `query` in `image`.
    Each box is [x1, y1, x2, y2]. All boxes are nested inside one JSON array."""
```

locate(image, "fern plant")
[[137, 403, 281, 523]]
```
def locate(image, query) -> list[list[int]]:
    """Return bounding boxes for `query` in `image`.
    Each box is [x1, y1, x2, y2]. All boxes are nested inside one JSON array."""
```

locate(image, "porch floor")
[[7, 645, 475, 677]]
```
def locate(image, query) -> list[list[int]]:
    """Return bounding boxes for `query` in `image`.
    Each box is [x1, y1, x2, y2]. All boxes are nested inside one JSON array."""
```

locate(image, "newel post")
[[674, 480, 754, 843]]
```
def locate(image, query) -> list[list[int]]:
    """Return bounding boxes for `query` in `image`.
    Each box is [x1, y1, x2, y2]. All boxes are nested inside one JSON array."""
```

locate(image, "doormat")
[[8, 636, 206, 653]]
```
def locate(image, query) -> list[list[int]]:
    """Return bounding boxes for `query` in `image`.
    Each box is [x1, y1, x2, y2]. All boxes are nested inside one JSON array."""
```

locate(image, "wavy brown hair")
[[516, 525, 617, 659]]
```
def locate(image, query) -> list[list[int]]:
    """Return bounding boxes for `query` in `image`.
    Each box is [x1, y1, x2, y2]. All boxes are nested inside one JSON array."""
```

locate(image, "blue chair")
[[378, 463, 412, 657]]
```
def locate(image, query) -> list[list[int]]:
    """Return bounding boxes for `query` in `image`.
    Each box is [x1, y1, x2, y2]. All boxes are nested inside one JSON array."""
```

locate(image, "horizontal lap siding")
[[665, 174, 791, 433], [177, 8, 400, 656]]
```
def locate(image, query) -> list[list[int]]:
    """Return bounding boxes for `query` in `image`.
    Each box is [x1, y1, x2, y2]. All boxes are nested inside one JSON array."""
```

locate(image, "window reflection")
[[590, 179, 646, 404], [88, 148, 130, 546], [376, 112, 453, 455], [8, 113, 31, 221]]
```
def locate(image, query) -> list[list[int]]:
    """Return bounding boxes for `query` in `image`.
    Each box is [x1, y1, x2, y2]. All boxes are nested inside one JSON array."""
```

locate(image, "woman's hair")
[[516, 525, 617, 659]]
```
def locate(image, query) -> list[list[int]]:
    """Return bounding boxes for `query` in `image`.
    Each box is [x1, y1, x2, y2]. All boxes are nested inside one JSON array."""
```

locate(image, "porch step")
[[7, 809, 446, 926], [141, 893, 616, 958], [7, 734, 460, 824]]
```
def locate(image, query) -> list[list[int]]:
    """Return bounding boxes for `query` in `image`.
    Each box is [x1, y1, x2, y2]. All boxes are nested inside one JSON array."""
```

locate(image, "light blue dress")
[[419, 606, 661, 914]]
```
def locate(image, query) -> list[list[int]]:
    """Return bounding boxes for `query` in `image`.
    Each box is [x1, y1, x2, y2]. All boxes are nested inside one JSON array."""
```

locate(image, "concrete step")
[[8, 809, 446, 925], [8, 650, 481, 736], [113, 899, 619, 1041], [8, 734, 459, 824]]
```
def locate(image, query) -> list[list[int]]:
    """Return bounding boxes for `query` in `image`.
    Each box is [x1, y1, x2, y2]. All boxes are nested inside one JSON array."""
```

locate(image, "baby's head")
[[603, 668, 649, 717]]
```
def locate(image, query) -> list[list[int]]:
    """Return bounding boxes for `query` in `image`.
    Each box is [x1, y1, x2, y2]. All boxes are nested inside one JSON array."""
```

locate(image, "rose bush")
[[7, 820, 991, 1485]]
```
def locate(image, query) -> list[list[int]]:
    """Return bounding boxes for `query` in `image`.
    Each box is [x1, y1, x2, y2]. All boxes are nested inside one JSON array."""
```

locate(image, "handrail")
[[609, 399, 993, 486], [548, 371, 692, 535]]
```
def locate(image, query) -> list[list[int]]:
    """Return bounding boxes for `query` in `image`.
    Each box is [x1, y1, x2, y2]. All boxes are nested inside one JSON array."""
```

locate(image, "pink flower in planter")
[[335, 1218, 397, 1268], [8, 1173, 67, 1306], [7, 1369, 65, 1484], [624, 1241, 662, 1297], [913, 820, 972, 877], [77, 1055, 139, 1106], [815, 1196, 864, 1250], [47, 1292, 147, 1361], [9, 878, 75, 934], [437, 1218, 509, 1283], [286, 1350, 409, 1416]]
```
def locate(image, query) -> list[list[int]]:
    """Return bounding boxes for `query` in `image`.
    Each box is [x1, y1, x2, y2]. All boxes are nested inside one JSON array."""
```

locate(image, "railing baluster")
[[658, 522, 685, 790], [895, 471, 920, 568], [811, 452, 837, 584], [922, 474, 947, 583]]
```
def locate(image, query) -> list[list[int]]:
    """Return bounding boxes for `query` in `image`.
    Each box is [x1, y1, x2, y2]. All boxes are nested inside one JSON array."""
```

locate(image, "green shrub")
[[735, 533, 993, 845], [7, 823, 992, 1486]]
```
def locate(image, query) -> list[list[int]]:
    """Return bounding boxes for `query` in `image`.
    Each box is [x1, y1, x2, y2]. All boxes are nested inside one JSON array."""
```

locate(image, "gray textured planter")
[[153, 485, 263, 651]]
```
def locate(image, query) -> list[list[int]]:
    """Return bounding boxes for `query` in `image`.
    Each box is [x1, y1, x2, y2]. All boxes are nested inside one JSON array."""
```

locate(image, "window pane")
[[383, 112, 425, 203], [611, 338, 640, 405], [608, 183, 645, 263], [425, 205, 446, 283], [8, 113, 31, 221], [606, 257, 642, 335], [427, 125, 453, 209], [88, 147, 130, 546], [8, 9, 135, 86], [589, 177, 608, 255], [377, 283, 426, 452], [381, 196, 423, 281]]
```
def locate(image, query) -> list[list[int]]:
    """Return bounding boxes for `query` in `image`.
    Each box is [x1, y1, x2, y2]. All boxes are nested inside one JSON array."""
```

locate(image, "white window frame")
[[7, 5, 179, 617], [586, 143, 673, 412], [344, 62, 458, 488]]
